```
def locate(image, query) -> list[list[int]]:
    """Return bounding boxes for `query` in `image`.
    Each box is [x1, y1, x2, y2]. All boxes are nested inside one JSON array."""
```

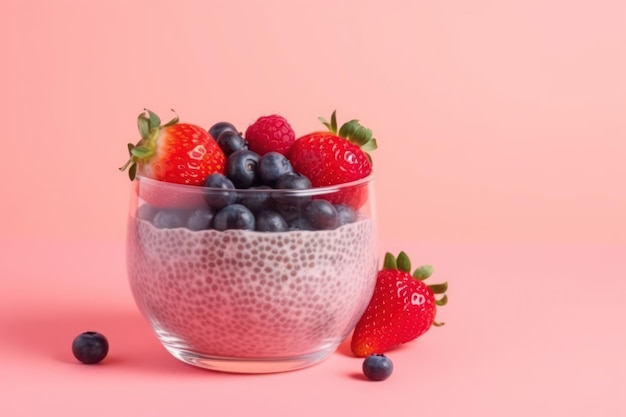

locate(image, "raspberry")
[[244, 115, 296, 156]]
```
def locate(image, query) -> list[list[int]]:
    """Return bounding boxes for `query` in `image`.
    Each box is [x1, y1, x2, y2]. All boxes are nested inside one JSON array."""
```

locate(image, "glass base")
[[162, 344, 335, 374]]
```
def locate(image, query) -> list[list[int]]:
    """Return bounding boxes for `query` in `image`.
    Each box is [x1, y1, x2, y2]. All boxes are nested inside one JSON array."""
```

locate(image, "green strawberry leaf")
[[127, 143, 135, 155], [413, 265, 434, 280], [383, 252, 397, 269], [428, 282, 448, 294], [144, 109, 161, 130], [128, 162, 137, 181], [137, 114, 150, 139], [435, 294, 448, 306], [396, 251, 411, 273], [162, 109, 179, 127], [131, 146, 151, 159]]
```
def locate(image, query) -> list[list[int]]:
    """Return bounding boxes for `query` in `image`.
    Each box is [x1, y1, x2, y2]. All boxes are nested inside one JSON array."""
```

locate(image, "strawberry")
[[351, 251, 448, 357], [287, 111, 377, 208], [119, 109, 226, 208], [244, 114, 296, 156]]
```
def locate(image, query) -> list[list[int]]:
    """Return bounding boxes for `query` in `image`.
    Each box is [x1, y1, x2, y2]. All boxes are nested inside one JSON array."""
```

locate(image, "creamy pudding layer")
[[127, 217, 377, 358]]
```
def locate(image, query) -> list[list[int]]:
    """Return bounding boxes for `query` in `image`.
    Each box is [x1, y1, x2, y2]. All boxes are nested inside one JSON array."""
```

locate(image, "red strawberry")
[[244, 114, 296, 155], [351, 251, 448, 357], [287, 111, 377, 208], [119, 109, 226, 208]]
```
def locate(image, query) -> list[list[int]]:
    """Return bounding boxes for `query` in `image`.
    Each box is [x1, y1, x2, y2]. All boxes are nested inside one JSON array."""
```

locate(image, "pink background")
[[1, 1, 624, 416]]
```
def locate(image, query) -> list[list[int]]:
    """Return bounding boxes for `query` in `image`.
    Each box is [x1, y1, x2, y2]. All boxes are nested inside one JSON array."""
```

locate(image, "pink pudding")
[[126, 214, 378, 360]]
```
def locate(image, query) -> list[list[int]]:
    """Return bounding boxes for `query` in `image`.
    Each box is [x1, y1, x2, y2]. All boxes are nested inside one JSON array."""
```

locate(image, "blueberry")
[[214, 204, 255, 230], [258, 152, 294, 185], [256, 210, 289, 232], [208, 121, 238, 141], [288, 217, 314, 231], [362, 354, 393, 381], [272, 173, 312, 209], [305, 199, 338, 230], [187, 208, 214, 230], [152, 209, 188, 229], [335, 204, 357, 226], [204, 173, 237, 209], [137, 204, 159, 221], [226, 149, 261, 188], [72, 331, 109, 364], [216, 130, 248, 156], [237, 185, 273, 213]]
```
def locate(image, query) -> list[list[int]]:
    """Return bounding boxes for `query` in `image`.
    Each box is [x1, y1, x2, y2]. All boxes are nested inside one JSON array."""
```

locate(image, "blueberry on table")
[[214, 204, 256, 231], [226, 149, 261, 189], [187, 208, 214, 231], [255, 210, 289, 232], [258, 152, 294, 185], [305, 199, 338, 230], [204, 173, 237, 209], [72, 331, 109, 364], [216, 130, 248, 156], [362, 354, 393, 381], [208, 121, 238, 142], [152, 209, 188, 229]]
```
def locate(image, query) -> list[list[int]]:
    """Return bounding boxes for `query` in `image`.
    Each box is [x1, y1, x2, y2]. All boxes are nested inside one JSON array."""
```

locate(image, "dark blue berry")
[[72, 331, 109, 364], [255, 210, 288, 232], [258, 152, 294, 185], [187, 208, 214, 231], [335, 204, 357, 226], [152, 209, 188, 229], [216, 130, 248, 156], [305, 199, 338, 230], [214, 204, 255, 230], [208, 121, 238, 141], [237, 185, 272, 213], [204, 173, 237, 209], [288, 217, 314, 231], [137, 204, 159, 221], [272, 173, 312, 208], [226, 149, 261, 188], [362, 354, 393, 381]]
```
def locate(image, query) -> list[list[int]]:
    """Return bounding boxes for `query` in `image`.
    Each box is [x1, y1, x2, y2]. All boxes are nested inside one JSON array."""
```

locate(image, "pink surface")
[[1, 0, 625, 416], [1, 238, 624, 416]]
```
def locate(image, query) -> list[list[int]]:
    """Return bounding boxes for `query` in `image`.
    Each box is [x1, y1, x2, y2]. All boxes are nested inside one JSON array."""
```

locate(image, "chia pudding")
[[127, 214, 378, 359]]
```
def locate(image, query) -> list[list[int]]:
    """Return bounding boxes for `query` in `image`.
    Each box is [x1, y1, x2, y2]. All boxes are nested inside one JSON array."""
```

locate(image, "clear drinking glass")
[[125, 175, 378, 373]]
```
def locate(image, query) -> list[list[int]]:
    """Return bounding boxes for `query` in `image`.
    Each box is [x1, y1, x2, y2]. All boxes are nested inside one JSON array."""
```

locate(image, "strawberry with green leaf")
[[119, 109, 226, 208], [120, 109, 225, 185], [351, 251, 448, 357], [287, 111, 377, 208]]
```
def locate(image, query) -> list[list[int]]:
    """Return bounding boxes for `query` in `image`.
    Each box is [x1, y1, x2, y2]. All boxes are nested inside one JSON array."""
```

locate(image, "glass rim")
[[135, 174, 374, 196]]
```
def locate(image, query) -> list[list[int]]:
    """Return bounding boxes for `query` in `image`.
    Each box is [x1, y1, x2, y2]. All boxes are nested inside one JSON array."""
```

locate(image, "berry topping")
[[304, 199, 339, 230], [258, 151, 294, 185], [351, 252, 448, 357], [237, 185, 273, 213], [244, 114, 296, 155], [72, 331, 109, 364], [203, 173, 237, 209], [208, 121, 239, 142], [213, 204, 256, 231], [120, 109, 226, 186], [187, 208, 214, 231], [288, 111, 376, 208], [152, 209, 188, 229], [216, 130, 249, 156], [225, 149, 261, 189], [255, 210, 289, 232], [335, 204, 357, 226], [362, 354, 393, 381]]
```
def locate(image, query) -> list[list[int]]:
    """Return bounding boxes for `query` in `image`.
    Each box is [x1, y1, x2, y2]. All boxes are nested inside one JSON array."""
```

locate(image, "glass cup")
[[125, 175, 378, 373]]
